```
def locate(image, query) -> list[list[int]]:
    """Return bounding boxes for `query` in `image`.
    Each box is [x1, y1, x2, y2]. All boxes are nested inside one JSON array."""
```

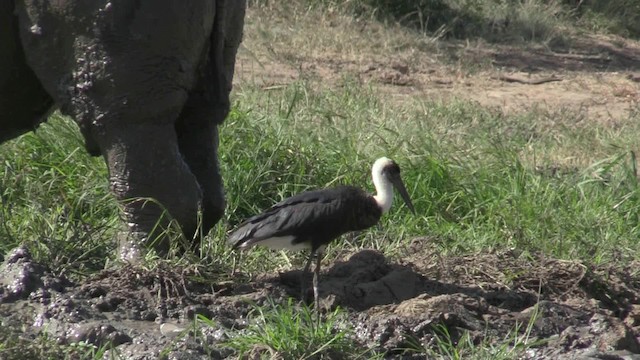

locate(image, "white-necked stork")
[[228, 157, 415, 308]]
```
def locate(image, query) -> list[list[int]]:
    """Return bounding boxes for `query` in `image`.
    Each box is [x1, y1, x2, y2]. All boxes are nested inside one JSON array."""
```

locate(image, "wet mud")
[[1, 243, 640, 359]]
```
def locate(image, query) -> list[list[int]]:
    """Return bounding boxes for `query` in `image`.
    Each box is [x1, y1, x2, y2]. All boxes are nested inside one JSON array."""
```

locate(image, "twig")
[[495, 75, 563, 85]]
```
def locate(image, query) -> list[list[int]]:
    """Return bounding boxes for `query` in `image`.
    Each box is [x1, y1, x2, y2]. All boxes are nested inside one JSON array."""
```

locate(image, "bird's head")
[[372, 157, 416, 214]]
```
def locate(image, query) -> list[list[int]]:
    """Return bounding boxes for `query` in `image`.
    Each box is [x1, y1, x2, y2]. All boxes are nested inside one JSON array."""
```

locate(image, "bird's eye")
[[385, 164, 400, 175]]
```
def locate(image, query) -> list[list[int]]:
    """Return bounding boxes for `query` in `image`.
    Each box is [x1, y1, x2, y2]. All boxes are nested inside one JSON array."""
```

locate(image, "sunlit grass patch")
[[214, 79, 640, 277], [0, 114, 118, 275], [223, 299, 357, 359], [2, 79, 639, 278]]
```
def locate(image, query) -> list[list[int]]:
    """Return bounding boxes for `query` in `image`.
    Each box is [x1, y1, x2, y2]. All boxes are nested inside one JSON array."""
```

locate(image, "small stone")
[[65, 323, 131, 347], [160, 323, 186, 338]]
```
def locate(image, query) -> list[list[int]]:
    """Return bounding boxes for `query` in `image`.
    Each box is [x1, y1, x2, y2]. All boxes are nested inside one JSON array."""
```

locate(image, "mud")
[[1, 245, 640, 359]]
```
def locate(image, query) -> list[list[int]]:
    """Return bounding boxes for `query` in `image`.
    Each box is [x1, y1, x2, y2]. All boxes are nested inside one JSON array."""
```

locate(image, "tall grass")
[[0, 115, 118, 275], [573, 0, 640, 38], [203, 79, 640, 275], [251, 0, 640, 42], [1, 80, 639, 278]]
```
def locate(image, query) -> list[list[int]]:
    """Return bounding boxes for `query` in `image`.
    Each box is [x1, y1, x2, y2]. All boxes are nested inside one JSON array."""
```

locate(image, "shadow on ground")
[[459, 34, 640, 72], [1, 242, 639, 359]]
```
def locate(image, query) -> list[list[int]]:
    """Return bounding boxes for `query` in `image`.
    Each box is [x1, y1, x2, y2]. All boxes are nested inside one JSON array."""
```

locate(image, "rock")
[[624, 305, 640, 328], [589, 314, 640, 353], [0, 247, 69, 303], [160, 322, 187, 338], [519, 300, 590, 338], [64, 322, 131, 347], [354, 293, 491, 355]]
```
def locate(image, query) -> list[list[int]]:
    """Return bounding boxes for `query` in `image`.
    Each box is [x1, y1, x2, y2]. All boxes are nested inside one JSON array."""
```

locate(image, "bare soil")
[[234, 33, 640, 126], [2, 242, 640, 359]]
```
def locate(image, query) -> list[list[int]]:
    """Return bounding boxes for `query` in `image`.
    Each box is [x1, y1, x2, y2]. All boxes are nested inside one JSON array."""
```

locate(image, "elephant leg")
[[173, 0, 247, 244], [97, 122, 203, 259], [15, 1, 221, 259], [173, 15, 228, 245], [175, 109, 224, 244]]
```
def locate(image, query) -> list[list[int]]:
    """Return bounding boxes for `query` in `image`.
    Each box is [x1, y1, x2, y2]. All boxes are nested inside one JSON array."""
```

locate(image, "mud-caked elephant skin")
[[0, 0, 247, 257]]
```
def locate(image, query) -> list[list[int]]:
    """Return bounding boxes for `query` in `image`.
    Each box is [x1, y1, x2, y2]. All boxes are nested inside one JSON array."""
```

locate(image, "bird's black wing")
[[228, 186, 381, 249]]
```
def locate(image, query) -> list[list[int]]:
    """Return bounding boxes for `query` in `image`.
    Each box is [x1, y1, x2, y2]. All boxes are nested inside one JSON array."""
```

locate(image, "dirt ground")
[[2, 240, 640, 359], [234, 33, 640, 126]]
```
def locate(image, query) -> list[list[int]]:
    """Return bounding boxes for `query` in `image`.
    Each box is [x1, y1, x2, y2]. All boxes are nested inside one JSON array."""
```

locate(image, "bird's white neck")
[[372, 168, 394, 213]]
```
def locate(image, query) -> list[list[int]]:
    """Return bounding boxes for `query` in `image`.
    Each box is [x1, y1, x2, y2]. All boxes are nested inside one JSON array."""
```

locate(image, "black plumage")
[[229, 186, 382, 252]]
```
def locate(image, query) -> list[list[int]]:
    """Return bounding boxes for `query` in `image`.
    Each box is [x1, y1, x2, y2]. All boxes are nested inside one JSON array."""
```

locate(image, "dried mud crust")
[[1, 245, 640, 359]]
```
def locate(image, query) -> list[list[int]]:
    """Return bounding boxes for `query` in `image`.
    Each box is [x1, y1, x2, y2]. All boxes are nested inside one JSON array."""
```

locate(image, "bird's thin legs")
[[231, 251, 242, 276], [300, 250, 315, 301], [313, 251, 322, 311]]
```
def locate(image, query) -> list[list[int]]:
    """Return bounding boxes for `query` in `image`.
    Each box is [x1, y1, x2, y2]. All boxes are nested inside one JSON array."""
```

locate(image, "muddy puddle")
[[1, 243, 640, 359]]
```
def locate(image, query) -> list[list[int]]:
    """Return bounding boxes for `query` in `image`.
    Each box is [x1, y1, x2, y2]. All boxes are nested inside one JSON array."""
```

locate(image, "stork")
[[228, 157, 415, 309]]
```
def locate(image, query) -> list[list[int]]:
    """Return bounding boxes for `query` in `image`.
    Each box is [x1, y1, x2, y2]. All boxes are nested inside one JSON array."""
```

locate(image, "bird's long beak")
[[390, 175, 416, 214]]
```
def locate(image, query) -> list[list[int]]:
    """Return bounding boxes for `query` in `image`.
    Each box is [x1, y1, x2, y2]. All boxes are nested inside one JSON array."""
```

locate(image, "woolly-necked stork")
[[228, 157, 415, 308]]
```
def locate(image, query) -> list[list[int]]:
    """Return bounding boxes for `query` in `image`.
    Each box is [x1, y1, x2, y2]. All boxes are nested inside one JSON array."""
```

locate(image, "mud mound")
[[0, 247, 71, 304], [1, 245, 639, 359], [335, 244, 640, 358]]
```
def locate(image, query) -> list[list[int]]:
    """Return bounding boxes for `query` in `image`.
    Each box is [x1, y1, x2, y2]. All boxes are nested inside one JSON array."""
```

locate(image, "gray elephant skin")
[[0, 0, 247, 256]]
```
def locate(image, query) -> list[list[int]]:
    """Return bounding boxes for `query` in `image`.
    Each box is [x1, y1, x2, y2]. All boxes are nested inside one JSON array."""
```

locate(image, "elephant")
[[0, 0, 247, 258]]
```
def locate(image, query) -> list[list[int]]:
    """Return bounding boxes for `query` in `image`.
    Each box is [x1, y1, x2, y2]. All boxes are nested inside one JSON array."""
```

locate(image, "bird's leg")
[[300, 250, 315, 302], [231, 251, 242, 276], [313, 250, 323, 311]]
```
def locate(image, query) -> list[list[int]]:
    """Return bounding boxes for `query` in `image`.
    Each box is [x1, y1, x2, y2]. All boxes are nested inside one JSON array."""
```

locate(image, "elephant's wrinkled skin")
[[0, 0, 246, 257]]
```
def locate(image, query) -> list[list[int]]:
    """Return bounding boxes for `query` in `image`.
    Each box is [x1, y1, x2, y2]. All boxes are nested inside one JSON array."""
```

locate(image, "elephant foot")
[[97, 123, 205, 257], [117, 231, 144, 262], [176, 112, 226, 243]]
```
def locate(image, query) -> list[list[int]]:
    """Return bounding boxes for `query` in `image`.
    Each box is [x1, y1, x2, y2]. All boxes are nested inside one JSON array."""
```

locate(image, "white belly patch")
[[255, 236, 310, 251]]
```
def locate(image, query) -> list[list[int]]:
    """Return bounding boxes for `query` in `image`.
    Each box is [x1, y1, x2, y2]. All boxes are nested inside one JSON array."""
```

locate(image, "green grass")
[[0, 115, 118, 275], [210, 80, 640, 272], [0, 324, 117, 360], [222, 299, 358, 359], [573, 0, 640, 38], [421, 317, 542, 360]]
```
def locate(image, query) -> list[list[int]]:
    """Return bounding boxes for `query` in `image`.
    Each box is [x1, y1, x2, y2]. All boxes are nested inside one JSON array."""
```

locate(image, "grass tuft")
[[223, 299, 357, 359]]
